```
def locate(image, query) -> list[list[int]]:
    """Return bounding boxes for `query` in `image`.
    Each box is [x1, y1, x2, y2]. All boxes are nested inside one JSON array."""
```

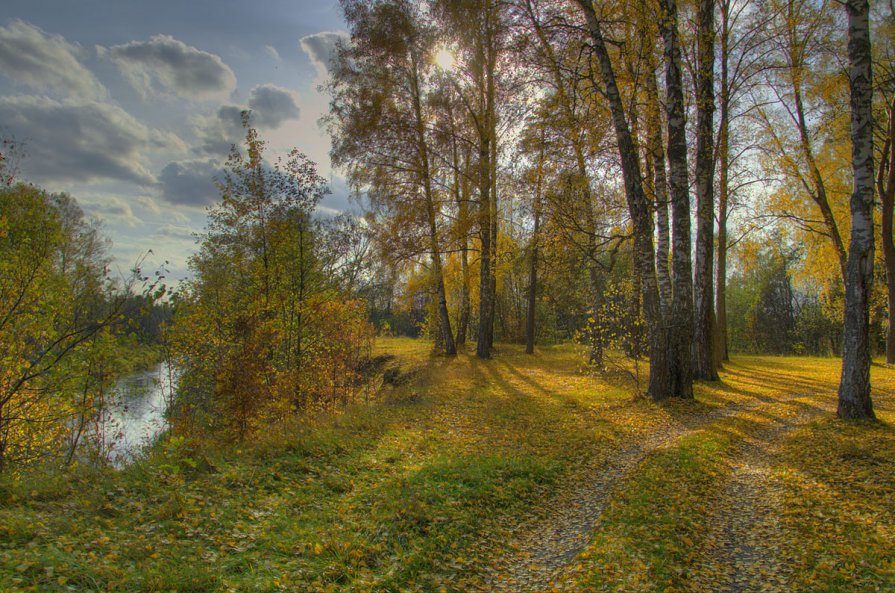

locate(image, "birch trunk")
[[877, 99, 895, 363], [526, 128, 545, 355], [526, 199, 540, 355], [715, 0, 731, 364], [693, 0, 718, 380], [410, 55, 455, 356], [476, 3, 496, 359], [576, 0, 673, 399], [449, 101, 471, 347], [646, 68, 672, 317], [837, 0, 875, 419], [658, 0, 694, 398]]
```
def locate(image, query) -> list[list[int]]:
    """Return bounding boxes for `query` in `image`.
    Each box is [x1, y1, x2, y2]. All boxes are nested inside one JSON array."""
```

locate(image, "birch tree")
[[837, 0, 875, 419]]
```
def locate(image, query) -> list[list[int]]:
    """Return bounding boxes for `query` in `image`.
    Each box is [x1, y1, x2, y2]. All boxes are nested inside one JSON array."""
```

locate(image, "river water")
[[101, 362, 176, 465]]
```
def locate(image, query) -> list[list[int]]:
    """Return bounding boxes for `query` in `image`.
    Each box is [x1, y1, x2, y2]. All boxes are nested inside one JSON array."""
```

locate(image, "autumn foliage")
[[169, 116, 374, 441], [0, 184, 164, 471]]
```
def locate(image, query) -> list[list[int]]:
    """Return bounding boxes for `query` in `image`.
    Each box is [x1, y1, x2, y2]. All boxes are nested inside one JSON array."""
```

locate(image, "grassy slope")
[[0, 339, 893, 593]]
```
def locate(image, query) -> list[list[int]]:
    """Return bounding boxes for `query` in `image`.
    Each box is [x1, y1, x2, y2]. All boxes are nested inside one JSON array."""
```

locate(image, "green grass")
[[572, 430, 733, 592], [0, 340, 628, 593], [775, 417, 895, 592], [0, 340, 893, 592]]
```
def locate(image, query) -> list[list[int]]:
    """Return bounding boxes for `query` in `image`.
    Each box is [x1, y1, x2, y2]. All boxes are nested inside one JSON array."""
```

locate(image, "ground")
[[1, 338, 893, 593]]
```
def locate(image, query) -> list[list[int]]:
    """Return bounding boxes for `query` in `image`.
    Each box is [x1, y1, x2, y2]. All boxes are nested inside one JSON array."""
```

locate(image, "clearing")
[[1, 338, 893, 593]]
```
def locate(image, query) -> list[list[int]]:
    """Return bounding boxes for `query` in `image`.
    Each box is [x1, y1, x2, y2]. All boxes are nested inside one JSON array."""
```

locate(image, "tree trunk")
[[526, 129, 545, 355], [454, 124, 471, 347], [693, 0, 718, 380], [526, 200, 540, 355], [410, 55, 455, 356], [658, 0, 694, 398], [474, 1, 497, 359], [646, 68, 672, 317], [629, 242, 644, 358], [715, 0, 731, 364], [588, 264, 606, 366], [576, 0, 672, 400], [837, 0, 875, 420], [457, 221, 471, 347], [488, 123, 498, 349], [877, 98, 895, 363], [476, 131, 493, 359]]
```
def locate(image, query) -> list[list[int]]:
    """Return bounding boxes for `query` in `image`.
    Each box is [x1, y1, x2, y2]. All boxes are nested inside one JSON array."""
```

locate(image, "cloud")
[[103, 35, 237, 100], [0, 95, 171, 185], [136, 195, 162, 215], [299, 31, 348, 77], [248, 84, 300, 128], [193, 85, 300, 155], [264, 45, 281, 62], [80, 194, 141, 227], [193, 105, 245, 155], [0, 20, 106, 99], [158, 158, 223, 207], [320, 175, 354, 213], [156, 223, 199, 241], [134, 195, 188, 223]]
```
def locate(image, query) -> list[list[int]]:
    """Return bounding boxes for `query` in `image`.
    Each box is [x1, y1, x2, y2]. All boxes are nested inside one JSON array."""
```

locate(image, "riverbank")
[[1, 338, 893, 592]]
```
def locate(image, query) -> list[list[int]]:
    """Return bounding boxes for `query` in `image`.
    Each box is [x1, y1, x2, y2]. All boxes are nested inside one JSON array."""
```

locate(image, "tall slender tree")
[[433, 0, 502, 358], [837, 0, 875, 419], [658, 0, 695, 397], [575, 0, 677, 400], [878, 98, 895, 363], [693, 0, 718, 380], [760, 0, 848, 281], [328, 0, 456, 355]]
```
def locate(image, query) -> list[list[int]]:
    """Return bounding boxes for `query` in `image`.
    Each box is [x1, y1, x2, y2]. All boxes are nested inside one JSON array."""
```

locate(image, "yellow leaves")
[[3, 342, 894, 592]]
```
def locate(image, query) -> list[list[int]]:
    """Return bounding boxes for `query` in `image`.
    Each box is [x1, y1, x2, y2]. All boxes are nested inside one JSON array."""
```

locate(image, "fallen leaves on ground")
[[0, 339, 892, 593]]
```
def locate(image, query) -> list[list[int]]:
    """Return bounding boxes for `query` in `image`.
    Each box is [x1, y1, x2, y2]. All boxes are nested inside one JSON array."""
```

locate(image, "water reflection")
[[102, 362, 176, 465]]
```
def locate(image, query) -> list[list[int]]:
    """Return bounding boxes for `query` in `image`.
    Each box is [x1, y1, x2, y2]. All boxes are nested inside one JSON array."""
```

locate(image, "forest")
[[0, 0, 893, 591]]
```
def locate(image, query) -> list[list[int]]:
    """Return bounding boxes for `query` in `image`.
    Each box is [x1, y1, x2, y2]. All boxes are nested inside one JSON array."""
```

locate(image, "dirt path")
[[479, 438, 658, 592], [687, 395, 829, 593], [477, 389, 828, 593]]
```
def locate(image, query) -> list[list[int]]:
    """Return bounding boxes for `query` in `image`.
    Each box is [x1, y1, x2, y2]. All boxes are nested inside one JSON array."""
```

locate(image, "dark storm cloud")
[[103, 35, 237, 100], [299, 31, 348, 76], [0, 96, 168, 185], [248, 84, 300, 128], [0, 20, 105, 99], [158, 158, 223, 207]]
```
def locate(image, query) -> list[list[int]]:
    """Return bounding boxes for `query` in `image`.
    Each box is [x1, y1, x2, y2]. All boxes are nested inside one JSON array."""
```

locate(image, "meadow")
[[1, 338, 892, 593]]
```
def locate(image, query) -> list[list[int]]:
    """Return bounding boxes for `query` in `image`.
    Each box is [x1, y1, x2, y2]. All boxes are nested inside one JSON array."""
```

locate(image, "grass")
[[572, 430, 733, 592], [775, 417, 895, 592], [0, 339, 893, 592]]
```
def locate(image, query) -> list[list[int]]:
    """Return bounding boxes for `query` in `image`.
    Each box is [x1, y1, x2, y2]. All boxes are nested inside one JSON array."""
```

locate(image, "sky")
[[0, 0, 352, 283]]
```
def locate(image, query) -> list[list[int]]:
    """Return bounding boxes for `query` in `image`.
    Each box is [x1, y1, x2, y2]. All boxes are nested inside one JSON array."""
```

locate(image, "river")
[[102, 361, 177, 465]]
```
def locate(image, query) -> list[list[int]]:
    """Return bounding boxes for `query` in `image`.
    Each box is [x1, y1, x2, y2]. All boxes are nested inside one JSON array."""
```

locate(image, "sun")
[[434, 48, 455, 71]]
